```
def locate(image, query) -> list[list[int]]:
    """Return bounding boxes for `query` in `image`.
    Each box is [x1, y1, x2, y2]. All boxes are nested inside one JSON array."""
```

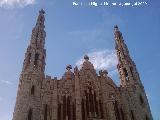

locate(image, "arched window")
[[120, 108, 125, 120], [67, 96, 71, 120], [57, 103, 61, 120], [85, 90, 89, 115], [34, 53, 39, 66], [44, 104, 48, 120], [73, 101, 76, 120], [25, 53, 31, 70], [28, 53, 31, 63], [28, 108, 32, 120], [113, 101, 121, 120], [130, 67, 134, 78], [63, 96, 66, 120], [146, 115, 149, 120], [35, 33, 38, 46], [31, 86, 35, 95], [123, 68, 128, 78], [99, 100, 103, 118], [130, 110, 135, 120], [140, 95, 144, 105], [81, 99, 85, 120]]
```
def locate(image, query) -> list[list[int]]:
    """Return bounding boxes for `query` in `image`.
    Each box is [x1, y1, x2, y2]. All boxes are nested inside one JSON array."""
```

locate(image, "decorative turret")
[[114, 25, 142, 87], [22, 9, 46, 75], [63, 65, 74, 80]]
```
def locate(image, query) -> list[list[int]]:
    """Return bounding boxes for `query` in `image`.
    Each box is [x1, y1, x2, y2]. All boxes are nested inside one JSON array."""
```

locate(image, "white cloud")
[[76, 49, 118, 70], [146, 93, 150, 99], [0, 80, 13, 85], [0, 0, 35, 8]]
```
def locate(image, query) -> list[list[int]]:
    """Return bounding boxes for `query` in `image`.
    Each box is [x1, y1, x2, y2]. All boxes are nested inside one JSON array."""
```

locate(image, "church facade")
[[12, 10, 153, 120]]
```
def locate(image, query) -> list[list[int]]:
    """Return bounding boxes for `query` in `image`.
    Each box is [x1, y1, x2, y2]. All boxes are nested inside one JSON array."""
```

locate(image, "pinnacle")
[[114, 25, 118, 29], [39, 9, 45, 14], [84, 55, 89, 60], [66, 65, 72, 71], [114, 25, 119, 31]]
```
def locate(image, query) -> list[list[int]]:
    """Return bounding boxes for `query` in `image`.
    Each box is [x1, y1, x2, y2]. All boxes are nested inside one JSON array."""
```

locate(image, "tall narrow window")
[[99, 100, 103, 118], [89, 88, 94, 113], [34, 53, 39, 66], [140, 95, 144, 105], [130, 67, 134, 79], [44, 104, 48, 120], [81, 99, 85, 120], [120, 108, 125, 120], [85, 90, 89, 115], [31, 86, 35, 95], [73, 102, 76, 120], [63, 96, 66, 120], [114, 101, 121, 120], [35, 33, 38, 46], [28, 108, 32, 120], [28, 53, 31, 63], [94, 92, 98, 116], [67, 96, 71, 120], [146, 115, 149, 120], [57, 104, 61, 120], [123, 68, 128, 79], [25, 53, 31, 70], [130, 110, 135, 120]]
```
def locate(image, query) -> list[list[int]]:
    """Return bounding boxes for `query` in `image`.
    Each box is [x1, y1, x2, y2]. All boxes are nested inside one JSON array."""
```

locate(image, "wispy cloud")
[[0, 80, 13, 85], [146, 93, 150, 99], [0, 0, 35, 8], [76, 49, 118, 70]]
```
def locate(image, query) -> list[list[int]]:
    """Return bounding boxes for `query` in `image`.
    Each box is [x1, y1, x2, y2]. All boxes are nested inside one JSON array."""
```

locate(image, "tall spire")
[[114, 25, 141, 86], [22, 9, 46, 74]]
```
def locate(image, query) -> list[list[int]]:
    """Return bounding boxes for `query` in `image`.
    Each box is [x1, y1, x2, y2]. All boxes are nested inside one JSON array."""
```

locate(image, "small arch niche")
[[28, 53, 31, 63], [130, 110, 135, 120], [34, 53, 39, 66], [28, 108, 32, 120], [31, 86, 35, 95], [140, 95, 145, 106], [145, 115, 150, 120], [123, 68, 128, 79], [44, 104, 48, 120]]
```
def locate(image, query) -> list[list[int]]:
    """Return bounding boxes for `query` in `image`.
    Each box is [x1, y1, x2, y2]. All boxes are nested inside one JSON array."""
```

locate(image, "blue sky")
[[0, 0, 160, 120]]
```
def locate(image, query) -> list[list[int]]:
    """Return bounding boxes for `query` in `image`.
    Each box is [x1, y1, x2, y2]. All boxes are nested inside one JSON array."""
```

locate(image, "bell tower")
[[114, 25, 153, 120], [22, 9, 46, 75], [12, 9, 46, 120], [114, 25, 142, 87]]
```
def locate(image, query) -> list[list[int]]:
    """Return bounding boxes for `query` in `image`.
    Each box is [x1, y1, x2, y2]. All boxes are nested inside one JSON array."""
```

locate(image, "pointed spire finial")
[[114, 25, 119, 31], [84, 55, 89, 60], [114, 25, 123, 39], [74, 66, 79, 75], [39, 9, 45, 14], [74, 66, 78, 71], [66, 65, 72, 71]]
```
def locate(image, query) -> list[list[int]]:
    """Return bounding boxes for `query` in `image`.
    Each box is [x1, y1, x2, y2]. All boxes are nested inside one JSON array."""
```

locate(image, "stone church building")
[[12, 9, 153, 120]]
